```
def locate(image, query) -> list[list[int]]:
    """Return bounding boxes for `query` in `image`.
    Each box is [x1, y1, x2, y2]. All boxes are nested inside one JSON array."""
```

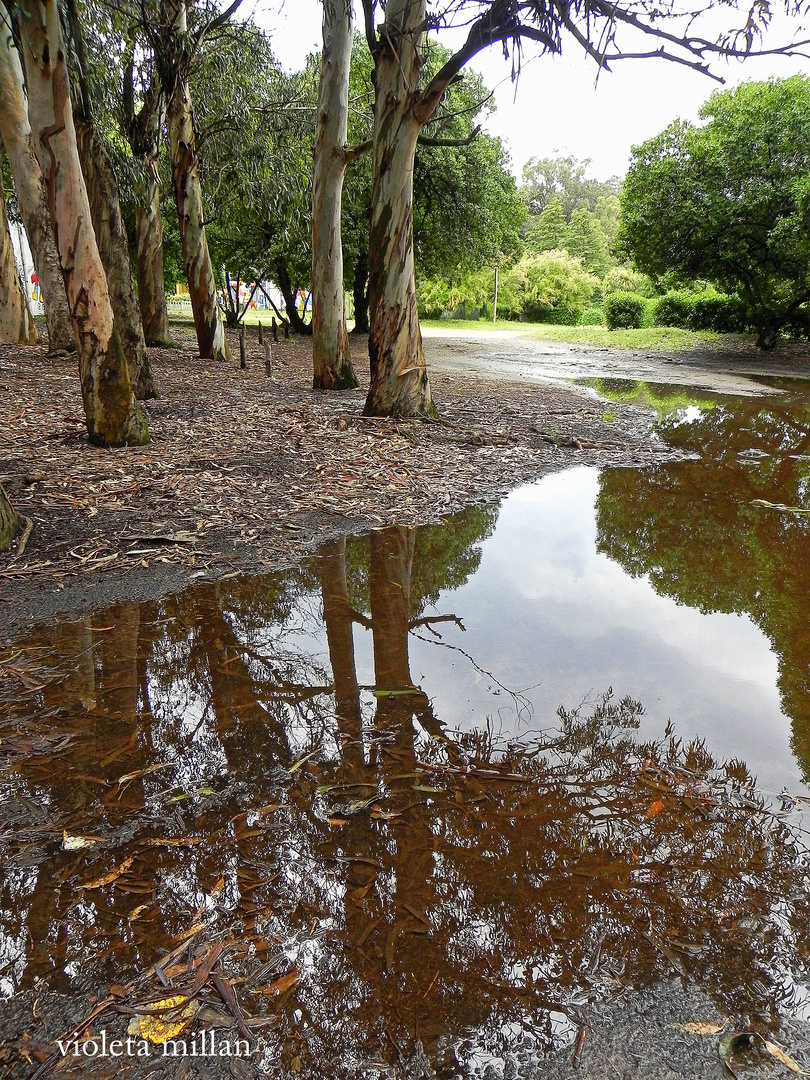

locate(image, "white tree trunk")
[[0, 170, 37, 345], [312, 0, 358, 390], [0, 9, 72, 353], [17, 0, 149, 447], [364, 0, 434, 417]]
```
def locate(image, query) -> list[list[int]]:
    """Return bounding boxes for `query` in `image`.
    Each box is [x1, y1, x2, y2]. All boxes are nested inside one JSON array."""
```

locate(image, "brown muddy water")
[[4, 378, 810, 1077]]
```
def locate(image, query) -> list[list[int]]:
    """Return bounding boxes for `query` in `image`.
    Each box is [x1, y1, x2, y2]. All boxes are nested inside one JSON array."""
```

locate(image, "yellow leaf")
[[674, 1022, 724, 1035], [127, 996, 198, 1045], [763, 1040, 810, 1075]]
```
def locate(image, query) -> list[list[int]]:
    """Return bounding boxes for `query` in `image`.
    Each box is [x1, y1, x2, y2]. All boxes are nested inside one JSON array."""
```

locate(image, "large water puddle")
[[4, 379, 810, 1074]]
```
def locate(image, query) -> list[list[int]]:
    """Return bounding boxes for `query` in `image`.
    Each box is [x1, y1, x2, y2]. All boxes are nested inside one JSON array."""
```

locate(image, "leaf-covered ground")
[[0, 326, 679, 636]]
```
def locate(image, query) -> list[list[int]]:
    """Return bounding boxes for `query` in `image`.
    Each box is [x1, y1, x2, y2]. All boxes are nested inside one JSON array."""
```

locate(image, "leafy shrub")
[[500, 250, 597, 324], [604, 291, 646, 330], [689, 292, 748, 333], [602, 267, 656, 298], [417, 270, 492, 320], [652, 290, 695, 329], [579, 305, 604, 325]]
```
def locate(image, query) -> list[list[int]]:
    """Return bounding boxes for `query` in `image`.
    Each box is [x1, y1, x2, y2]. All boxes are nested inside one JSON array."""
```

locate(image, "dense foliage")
[[619, 76, 810, 348]]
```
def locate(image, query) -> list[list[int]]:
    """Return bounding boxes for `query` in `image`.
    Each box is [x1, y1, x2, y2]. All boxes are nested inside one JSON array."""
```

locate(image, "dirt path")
[[424, 325, 810, 396]]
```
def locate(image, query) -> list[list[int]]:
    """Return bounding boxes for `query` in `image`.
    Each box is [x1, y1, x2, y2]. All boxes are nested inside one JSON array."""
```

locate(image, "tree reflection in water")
[[2, 507, 810, 1076], [593, 382, 810, 780]]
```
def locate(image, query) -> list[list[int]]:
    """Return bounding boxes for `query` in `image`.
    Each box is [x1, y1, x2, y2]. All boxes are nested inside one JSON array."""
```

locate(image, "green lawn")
[[422, 319, 721, 350]]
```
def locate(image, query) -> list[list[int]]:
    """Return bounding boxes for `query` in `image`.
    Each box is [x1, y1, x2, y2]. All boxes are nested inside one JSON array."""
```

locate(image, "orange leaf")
[[646, 798, 664, 818]]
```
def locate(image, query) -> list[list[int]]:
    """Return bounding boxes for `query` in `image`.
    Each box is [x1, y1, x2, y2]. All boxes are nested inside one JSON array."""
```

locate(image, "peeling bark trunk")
[[0, 481, 22, 551], [352, 250, 369, 333], [124, 60, 173, 346], [166, 71, 231, 362], [17, 0, 149, 447], [136, 161, 171, 344], [0, 170, 37, 345], [364, 0, 434, 418], [311, 0, 358, 390], [75, 120, 158, 400], [275, 256, 312, 336], [0, 10, 72, 353]]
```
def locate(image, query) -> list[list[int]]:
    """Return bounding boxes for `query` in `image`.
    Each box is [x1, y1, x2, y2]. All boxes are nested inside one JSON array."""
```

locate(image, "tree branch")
[[343, 137, 373, 163], [360, 0, 377, 54], [418, 124, 481, 148], [198, 0, 243, 49]]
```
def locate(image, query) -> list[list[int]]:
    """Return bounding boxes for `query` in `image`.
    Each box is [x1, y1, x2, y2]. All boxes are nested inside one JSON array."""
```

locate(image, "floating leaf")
[[257, 970, 299, 997], [719, 1032, 756, 1078], [117, 762, 172, 785], [674, 1022, 724, 1035], [372, 688, 420, 698], [288, 749, 319, 773], [763, 1039, 810, 1075], [127, 996, 198, 1045], [167, 787, 214, 802], [79, 854, 135, 889], [645, 798, 664, 818], [62, 831, 98, 851]]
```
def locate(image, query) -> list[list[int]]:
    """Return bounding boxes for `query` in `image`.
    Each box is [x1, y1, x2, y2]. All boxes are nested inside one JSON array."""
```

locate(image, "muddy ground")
[[4, 326, 810, 1079], [0, 325, 683, 639], [5, 324, 810, 639]]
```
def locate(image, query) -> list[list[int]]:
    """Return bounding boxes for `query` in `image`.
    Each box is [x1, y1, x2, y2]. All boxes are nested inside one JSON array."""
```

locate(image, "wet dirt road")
[[423, 325, 810, 396]]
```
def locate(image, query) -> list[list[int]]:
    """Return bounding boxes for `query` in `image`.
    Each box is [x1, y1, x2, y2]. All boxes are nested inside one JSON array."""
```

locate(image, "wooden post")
[[493, 265, 499, 324], [284, 320, 290, 340], [239, 324, 246, 369], [258, 320, 263, 345], [272, 317, 279, 343], [264, 340, 272, 377]]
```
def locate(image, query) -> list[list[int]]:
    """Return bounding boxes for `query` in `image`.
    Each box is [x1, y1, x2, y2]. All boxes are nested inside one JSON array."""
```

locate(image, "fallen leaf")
[[256, 971, 299, 997], [127, 996, 198, 1045], [62, 831, 99, 851], [763, 1039, 810, 1076], [645, 798, 664, 818], [79, 854, 135, 889], [674, 1022, 724, 1035]]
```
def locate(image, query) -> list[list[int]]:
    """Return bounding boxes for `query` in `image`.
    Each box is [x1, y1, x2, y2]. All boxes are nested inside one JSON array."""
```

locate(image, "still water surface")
[[3, 379, 810, 1073]]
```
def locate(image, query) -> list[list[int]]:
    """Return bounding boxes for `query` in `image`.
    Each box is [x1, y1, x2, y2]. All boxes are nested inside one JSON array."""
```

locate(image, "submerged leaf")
[[288, 749, 319, 773]]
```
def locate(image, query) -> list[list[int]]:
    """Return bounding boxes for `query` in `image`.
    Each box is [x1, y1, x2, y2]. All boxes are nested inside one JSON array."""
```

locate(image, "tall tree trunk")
[[352, 250, 369, 333], [364, 0, 434, 418], [0, 9, 73, 353], [274, 256, 312, 336], [123, 55, 173, 346], [161, 0, 230, 365], [311, 0, 358, 390], [0, 481, 22, 551], [74, 120, 158, 400], [137, 158, 172, 345], [0, 170, 37, 345], [17, 0, 149, 447]]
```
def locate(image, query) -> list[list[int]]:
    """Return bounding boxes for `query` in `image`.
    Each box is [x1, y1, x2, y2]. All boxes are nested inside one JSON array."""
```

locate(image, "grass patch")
[[422, 319, 721, 350]]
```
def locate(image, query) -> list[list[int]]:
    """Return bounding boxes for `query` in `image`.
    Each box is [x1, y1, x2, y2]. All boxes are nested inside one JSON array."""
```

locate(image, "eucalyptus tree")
[[358, 0, 807, 418], [0, 7, 73, 352], [122, 46, 173, 345], [143, 0, 240, 362], [0, 167, 37, 345], [8, 0, 148, 447], [311, 0, 360, 390], [67, 0, 157, 398]]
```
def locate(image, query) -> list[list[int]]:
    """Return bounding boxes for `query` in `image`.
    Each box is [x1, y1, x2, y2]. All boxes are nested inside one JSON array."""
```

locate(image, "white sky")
[[257, 0, 810, 183]]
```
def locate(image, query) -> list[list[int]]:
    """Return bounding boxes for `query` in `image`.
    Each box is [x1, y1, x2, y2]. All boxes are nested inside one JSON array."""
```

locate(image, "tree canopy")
[[618, 75, 810, 348]]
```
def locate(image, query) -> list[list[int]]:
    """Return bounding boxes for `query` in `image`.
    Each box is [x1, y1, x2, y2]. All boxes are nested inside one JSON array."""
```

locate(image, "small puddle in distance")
[[3, 380, 810, 1074]]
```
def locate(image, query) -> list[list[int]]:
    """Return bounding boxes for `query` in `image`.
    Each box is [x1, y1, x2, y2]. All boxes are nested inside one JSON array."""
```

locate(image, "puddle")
[[4, 381, 810, 1074]]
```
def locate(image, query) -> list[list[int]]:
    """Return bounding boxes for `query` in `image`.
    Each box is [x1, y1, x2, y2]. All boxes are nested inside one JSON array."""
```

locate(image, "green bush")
[[688, 292, 748, 333], [652, 290, 694, 329], [579, 305, 604, 325], [501, 250, 597, 324], [604, 291, 646, 330]]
